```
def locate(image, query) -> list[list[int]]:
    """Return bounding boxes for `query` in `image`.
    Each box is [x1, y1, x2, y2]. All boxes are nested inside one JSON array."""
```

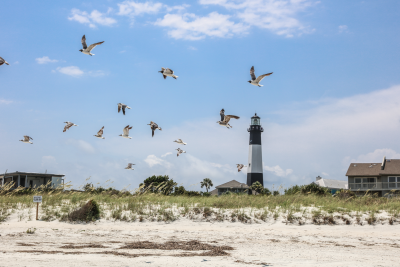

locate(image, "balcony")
[[349, 182, 400, 190]]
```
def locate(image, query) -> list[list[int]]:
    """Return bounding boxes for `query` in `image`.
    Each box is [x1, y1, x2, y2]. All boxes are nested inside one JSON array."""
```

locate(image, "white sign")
[[33, 196, 42, 203]]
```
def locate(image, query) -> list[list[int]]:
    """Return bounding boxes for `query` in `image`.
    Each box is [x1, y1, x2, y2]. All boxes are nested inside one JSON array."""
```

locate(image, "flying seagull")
[[148, 121, 162, 137], [118, 103, 131, 115], [125, 163, 135, 170], [0, 57, 9, 66], [248, 66, 273, 87], [19, 135, 33, 144], [159, 67, 178, 79], [173, 139, 187, 145], [63, 122, 78, 132], [236, 164, 246, 172], [79, 35, 104, 56], [217, 109, 240, 128], [176, 148, 186, 157], [94, 126, 105, 139], [119, 125, 132, 139]]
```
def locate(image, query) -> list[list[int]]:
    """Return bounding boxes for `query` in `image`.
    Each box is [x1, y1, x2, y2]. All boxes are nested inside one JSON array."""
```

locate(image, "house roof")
[[215, 180, 249, 189], [314, 178, 348, 189], [346, 159, 400, 177], [0, 171, 65, 177], [210, 188, 218, 196]]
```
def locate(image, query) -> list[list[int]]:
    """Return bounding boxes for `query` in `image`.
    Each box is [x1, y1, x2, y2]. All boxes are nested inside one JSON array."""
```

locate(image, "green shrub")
[[64, 199, 100, 222]]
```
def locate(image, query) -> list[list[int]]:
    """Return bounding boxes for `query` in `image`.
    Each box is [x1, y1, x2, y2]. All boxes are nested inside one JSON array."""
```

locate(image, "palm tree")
[[200, 178, 213, 193]]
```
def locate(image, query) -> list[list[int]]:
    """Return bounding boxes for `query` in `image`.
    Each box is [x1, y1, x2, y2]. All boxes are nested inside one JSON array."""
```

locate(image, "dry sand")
[[1, 212, 400, 267]]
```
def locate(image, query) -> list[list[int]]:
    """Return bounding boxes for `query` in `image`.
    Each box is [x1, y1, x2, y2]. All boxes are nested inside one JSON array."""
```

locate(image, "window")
[[350, 177, 376, 189], [388, 177, 400, 188], [251, 118, 260, 125]]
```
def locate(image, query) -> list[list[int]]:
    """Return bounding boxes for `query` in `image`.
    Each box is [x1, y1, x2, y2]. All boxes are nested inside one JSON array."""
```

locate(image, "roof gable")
[[215, 180, 249, 189]]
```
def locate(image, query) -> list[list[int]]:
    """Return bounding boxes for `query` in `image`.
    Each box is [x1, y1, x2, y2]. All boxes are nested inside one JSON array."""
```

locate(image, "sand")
[[1, 212, 400, 267]]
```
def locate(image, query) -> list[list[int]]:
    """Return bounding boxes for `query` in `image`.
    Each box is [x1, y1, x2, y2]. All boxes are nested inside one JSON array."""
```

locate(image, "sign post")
[[33, 196, 42, 220]]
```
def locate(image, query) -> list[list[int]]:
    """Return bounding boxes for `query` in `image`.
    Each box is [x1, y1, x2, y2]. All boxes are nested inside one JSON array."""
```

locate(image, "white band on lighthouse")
[[248, 145, 263, 173]]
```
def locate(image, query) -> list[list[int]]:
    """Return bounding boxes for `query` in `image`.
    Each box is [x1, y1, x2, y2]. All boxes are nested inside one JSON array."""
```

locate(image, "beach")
[[1, 214, 400, 267]]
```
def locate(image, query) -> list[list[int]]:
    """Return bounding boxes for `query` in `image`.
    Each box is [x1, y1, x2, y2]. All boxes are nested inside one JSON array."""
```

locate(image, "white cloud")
[[338, 24, 348, 33], [66, 140, 95, 154], [346, 149, 400, 164], [144, 155, 172, 168], [118, 1, 164, 16], [188, 46, 197, 50], [41, 156, 57, 167], [154, 12, 248, 40], [0, 98, 13, 104], [36, 56, 58, 64], [264, 165, 293, 177], [199, 0, 317, 37], [321, 172, 329, 176], [56, 66, 84, 77], [68, 8, 117, 28], [161, 152, 172, 157]]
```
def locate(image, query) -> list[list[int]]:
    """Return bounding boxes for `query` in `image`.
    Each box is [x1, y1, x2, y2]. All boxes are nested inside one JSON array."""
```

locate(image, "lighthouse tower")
[[247, 113, 264, 187]]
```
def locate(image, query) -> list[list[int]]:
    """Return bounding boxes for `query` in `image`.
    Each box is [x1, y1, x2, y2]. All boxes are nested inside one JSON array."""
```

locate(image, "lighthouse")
[[247, 113, 264, 188]]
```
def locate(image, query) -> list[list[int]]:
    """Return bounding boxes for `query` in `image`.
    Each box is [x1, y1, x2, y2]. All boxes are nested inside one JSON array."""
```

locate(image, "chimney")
[[316, 176, 322, 181], [381, 156, 386, 170]]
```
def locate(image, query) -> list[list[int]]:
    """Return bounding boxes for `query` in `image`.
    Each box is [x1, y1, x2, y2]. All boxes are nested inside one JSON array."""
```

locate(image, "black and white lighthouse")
[[247, 113, 264, 187]]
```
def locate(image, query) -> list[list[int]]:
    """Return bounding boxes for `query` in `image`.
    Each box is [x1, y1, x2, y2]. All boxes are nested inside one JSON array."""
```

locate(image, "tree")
[[140, 175, 176, 195], [273, 190, 280, 196], [250, 181, 264, 195], [200, 178, 213, 193]]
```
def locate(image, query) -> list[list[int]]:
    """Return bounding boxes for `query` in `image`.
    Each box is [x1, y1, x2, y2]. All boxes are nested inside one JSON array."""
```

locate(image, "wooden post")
[[36, 202, 39, 220]]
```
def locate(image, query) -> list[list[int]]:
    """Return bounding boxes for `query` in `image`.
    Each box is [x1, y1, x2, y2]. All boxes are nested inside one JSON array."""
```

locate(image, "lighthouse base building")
[[247, 114, 264, 188]]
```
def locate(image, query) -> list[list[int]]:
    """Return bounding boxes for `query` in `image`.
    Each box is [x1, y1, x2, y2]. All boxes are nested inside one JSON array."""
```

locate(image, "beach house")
[[0, 171, 65, 189], [346, 157, 400, 197], [210, 180, 249, 196]]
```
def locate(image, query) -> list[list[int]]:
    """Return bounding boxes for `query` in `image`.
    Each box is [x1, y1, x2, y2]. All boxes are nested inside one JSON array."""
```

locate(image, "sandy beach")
[[1, 212, 400, 267]]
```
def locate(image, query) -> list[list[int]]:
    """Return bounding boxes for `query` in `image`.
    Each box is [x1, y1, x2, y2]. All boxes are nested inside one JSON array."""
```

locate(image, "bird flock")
[[3, 34, 273, 173]]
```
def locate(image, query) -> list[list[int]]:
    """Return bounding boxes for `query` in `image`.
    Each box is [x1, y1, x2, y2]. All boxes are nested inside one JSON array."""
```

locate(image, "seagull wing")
[[97, 126, 104, 136], [178, 139, 182, 142], [250, 66, 256, 81], [122, 106, 126, 115], [87, 41, 104, 52], [0, 57, 9, 65], [152, 129, 155, 137], [23, 136, 29, 141], [220, 109, 225, 121], [123, 125, 130, 135], [223, 115, 240, 123], [63, 122, 73, 132], [81, 35, 87, 50], [118, 104, 121, 113], [163, 75, 167, 79], [160, 67, 165, 72], [255, 72, 273, 83], [165, 68, 174, 74]]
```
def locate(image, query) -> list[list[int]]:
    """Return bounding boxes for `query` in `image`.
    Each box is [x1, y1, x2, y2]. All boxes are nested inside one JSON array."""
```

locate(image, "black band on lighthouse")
[[249, 129, 262, 145]]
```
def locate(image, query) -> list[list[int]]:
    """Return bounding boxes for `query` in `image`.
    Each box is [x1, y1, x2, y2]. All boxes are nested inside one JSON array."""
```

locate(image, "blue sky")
[[1, 0, 400, 191]]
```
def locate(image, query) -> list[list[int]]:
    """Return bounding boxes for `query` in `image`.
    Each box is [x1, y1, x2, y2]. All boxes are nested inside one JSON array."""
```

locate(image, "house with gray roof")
[[210, 180, 249, 196], [346, 157, 400, 197], [312, 176, 348, 194], [0, 171, 65, 189]]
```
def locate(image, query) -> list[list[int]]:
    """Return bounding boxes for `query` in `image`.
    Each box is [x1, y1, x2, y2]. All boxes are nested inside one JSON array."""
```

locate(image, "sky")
[[1, 0, 400, 192]]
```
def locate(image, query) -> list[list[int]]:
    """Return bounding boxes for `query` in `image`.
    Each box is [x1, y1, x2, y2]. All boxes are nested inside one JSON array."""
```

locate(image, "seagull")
[[79, 35, 104, 56], [119, 125, 132, 139], [19, 135, 33, 144], [94, 126, 105, 139], [236, 164, 246, 172], [148, 121, 162, 137], [173, 139, 187, 145], [63, 122, 78, 132], [159, 67, 178, 79], [176, 148, 186, 157], [0, 57, 9, 66], [118, 103, 131, 115], [125, 163, 135, 170], [217, 109, 240, 128], [248, 66, 273, 87]]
